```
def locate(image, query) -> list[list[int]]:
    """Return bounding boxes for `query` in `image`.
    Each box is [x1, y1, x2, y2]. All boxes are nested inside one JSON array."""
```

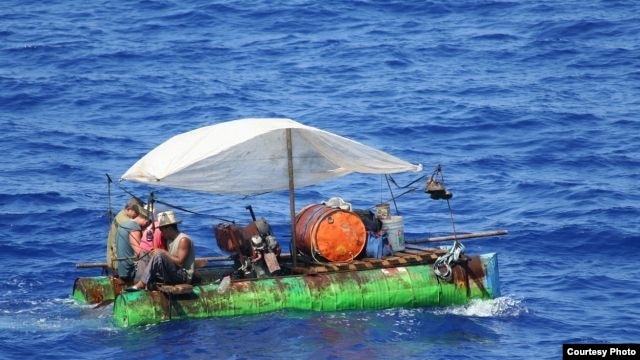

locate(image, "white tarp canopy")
[[121, 118, 422, 195]]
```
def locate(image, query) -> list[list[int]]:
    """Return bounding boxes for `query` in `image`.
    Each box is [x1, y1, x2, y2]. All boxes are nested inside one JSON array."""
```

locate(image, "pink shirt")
[[140, 221, 165, 252]]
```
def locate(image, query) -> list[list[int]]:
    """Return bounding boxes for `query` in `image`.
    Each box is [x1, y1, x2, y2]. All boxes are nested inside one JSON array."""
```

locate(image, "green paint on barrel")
[[278, 276, 313, 311], [113, 257, 499, 328], [72, 276, 116, 305]]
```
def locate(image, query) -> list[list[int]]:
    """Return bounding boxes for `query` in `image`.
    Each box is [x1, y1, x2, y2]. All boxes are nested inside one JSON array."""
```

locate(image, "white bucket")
[[381, 216, 404, 251]]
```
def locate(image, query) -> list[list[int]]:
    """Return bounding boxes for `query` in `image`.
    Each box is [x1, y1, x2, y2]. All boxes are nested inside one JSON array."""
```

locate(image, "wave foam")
[[434, 296, 528, 318]]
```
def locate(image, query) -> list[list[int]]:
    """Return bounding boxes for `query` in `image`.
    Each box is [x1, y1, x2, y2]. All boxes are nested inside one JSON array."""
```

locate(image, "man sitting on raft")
[[127, 211, 195, 291]]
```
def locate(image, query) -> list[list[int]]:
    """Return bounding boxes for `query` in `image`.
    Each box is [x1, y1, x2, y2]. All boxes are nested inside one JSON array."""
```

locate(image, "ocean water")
[[1, 0, 639, 359]]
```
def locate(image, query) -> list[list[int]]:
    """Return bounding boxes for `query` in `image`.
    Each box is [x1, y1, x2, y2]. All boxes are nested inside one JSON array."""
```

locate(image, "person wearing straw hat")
[[127, 210, 195, 291]]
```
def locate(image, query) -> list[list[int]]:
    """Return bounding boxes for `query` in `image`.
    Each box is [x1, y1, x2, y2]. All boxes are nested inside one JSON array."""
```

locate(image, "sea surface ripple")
[[1, 1, 639, 359]]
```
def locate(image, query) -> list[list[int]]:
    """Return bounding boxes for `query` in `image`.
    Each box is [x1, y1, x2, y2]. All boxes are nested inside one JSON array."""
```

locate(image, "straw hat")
[[156, 211, 182, 227]]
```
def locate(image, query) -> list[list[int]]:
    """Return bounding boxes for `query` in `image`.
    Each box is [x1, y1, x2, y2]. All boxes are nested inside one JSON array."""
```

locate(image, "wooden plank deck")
[[290, 248, 448, 275]]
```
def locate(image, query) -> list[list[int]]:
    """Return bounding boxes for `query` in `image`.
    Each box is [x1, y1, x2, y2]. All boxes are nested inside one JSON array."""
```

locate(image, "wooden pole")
[[76, 256, 241, 269], [407, 229, 508, 244], [76, 262, 111, 269], [286, 128, 297, 267]]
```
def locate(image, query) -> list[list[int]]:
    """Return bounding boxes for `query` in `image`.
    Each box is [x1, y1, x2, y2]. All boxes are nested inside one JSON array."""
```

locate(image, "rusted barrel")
[[72, 276, 124, 305], [112, 253, 501, 328], [295, 204, 366, 262]]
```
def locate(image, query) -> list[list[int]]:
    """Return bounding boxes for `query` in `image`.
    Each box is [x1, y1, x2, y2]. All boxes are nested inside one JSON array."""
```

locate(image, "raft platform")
[[73, 247, 500, 327]]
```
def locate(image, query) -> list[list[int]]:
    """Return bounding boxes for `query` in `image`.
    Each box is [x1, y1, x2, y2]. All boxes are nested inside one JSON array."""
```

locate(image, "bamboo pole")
[[76, 254, 294, 269], [407, 229, 508, 244], [76, 256, 235, 269], [76, 262, 111, 269]]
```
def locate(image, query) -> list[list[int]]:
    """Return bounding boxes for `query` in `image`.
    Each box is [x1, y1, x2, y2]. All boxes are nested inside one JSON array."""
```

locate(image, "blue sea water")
[[1, 0, 639, 359]]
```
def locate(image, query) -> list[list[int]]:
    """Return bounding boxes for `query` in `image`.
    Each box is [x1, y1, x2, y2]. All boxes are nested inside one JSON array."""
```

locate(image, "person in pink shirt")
[[133, 216, 166, 283], [140, 220, 165, 253]]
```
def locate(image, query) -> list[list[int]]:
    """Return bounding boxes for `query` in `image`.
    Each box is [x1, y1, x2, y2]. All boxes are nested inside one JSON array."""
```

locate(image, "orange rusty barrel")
[[295, 204, 366, 262]]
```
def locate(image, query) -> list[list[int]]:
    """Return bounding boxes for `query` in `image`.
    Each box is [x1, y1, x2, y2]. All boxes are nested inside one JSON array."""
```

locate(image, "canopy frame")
[[120, 118, 423, 266]]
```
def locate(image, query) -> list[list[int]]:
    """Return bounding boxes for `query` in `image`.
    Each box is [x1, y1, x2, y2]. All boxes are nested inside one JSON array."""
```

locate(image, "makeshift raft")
[[73, 118, 505, 327], [74, 247, 499, 327]]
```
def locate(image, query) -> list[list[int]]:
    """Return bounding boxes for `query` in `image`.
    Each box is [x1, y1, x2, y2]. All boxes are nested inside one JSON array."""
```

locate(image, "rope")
[[429, 165, 465, 281], [433, 239, 465, 281], [367, 187, 419, 213], [113, 181, 237, 223], [387, 173, 427, 189], [106, 174, 114, 223], [372, 173, 425, 215], [114, 179, 146, 208], [384, 174, 399, 216]]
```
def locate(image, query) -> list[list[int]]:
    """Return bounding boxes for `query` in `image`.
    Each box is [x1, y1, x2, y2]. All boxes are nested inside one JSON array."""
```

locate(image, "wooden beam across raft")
[[75, 256, 236, 269], [407, 229, 508, 244]]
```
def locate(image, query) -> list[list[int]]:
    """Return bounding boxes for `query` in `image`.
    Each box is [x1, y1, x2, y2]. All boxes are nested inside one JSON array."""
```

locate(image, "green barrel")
[[72, 267, 231, 305], [73, 276, 120, 305], [113, 253, 499, 327]]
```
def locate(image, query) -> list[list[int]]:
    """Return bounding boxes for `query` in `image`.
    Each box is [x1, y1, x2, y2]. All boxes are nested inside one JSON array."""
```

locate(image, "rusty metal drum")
[[295, 204, 366, 262]]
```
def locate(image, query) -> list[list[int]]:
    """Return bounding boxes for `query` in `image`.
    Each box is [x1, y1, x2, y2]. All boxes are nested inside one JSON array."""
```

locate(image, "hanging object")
[[424, 164, 452, 200]]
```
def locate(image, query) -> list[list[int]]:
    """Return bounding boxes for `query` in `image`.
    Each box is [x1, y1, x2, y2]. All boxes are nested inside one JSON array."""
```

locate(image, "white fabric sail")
[[121, 118, 422, 195]]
